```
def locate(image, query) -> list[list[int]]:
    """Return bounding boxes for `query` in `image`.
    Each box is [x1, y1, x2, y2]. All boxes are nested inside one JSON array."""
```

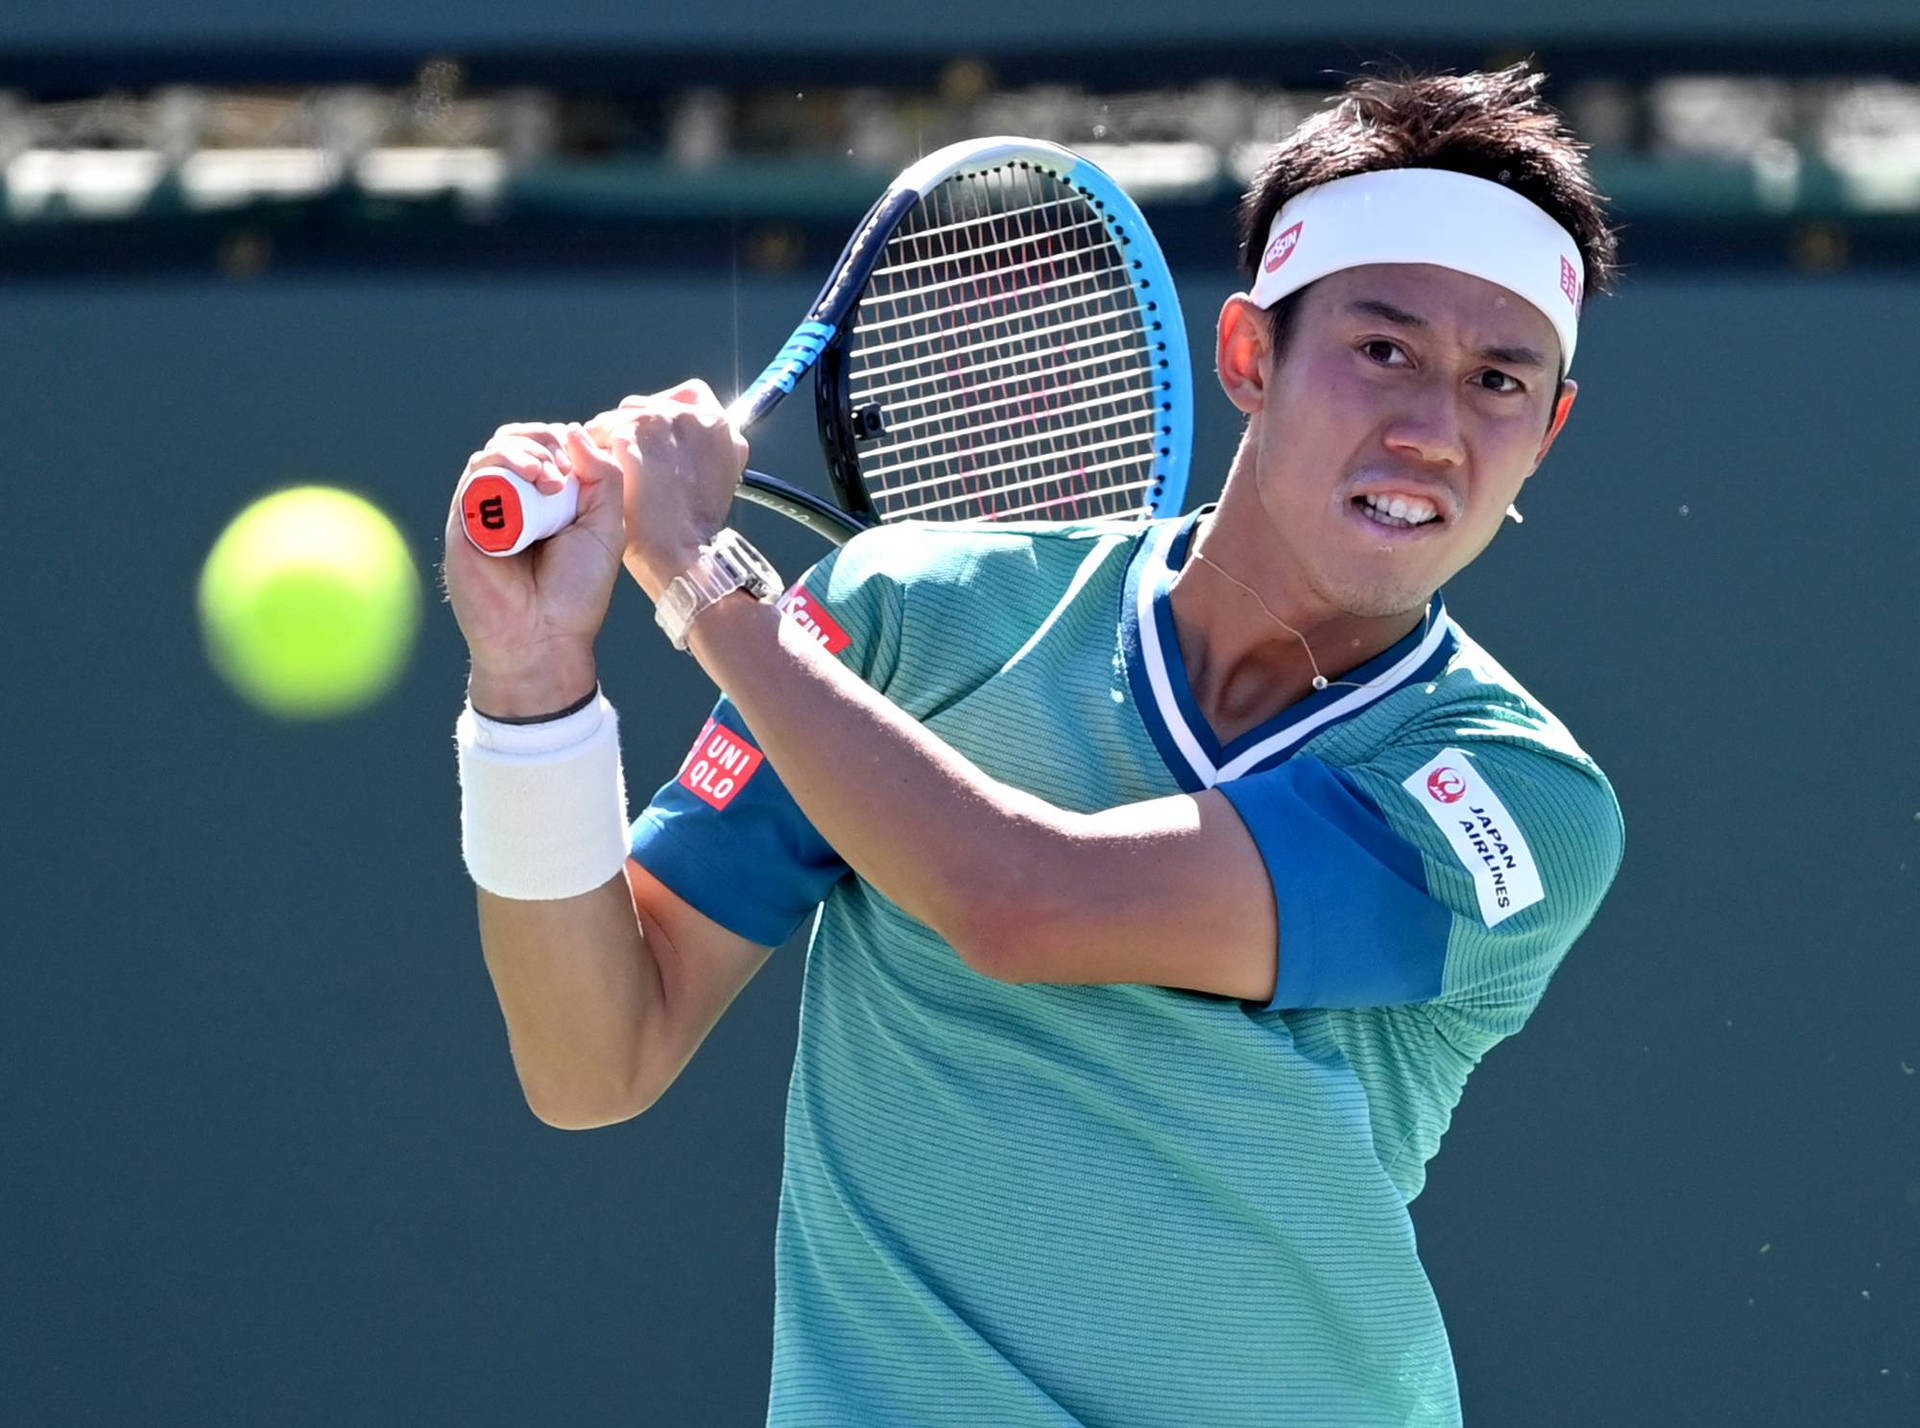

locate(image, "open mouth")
[[1352, 492, 1443, 530]]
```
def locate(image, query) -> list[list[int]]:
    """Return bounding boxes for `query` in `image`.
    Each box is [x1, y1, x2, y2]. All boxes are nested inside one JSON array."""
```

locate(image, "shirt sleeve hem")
[[629, 811, 807, 948]]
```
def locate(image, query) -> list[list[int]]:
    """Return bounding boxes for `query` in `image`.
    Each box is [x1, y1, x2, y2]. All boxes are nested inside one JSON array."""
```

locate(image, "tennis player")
[[448, 64, 1623, 1427]]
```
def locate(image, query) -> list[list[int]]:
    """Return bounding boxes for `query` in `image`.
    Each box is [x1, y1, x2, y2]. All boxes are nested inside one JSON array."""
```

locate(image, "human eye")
[[1475, 368, 1526, 395], [1359, 338, 1409, 366]]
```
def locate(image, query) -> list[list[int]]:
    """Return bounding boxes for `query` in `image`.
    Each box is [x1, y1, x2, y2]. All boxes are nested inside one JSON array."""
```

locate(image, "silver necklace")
[[1187, 549, 1427, 694]]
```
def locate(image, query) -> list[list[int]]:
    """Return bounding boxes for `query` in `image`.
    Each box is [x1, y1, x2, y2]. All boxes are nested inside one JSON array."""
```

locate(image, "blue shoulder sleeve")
[[628, 533, 905, 947], [630, 698, 848, 947], [1219, 744, 1623, 1022], [1217, 757, 1452, 1009]]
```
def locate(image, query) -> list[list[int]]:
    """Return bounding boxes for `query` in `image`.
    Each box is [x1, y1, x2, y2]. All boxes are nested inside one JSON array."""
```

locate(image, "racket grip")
[[458, 467, 581, 557]]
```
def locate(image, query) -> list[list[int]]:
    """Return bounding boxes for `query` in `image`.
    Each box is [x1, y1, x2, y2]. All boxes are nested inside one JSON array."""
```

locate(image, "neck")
[[1168, 502, 1426, 746]]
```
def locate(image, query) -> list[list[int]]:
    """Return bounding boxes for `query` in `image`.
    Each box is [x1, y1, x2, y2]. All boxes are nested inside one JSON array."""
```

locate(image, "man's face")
[[1227, 262, 1574, 620]]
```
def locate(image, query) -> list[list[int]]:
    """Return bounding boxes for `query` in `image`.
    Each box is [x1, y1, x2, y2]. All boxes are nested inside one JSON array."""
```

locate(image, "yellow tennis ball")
[[198, 486, 422, 719]]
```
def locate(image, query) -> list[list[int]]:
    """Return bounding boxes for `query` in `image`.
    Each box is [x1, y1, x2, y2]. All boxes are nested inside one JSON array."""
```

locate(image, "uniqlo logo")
[[1560, 256, 1582, 311], [1263, 221, 1304, 273], [778, 586, 852, 655], [678, 718, 764, 811]]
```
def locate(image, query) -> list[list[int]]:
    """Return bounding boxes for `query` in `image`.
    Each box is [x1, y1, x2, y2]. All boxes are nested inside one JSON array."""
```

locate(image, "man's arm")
[[477, 859, 770, 1129], [684, 595, 1280, 1002], [447, 417, 775, 1128], [583, 389, 1280, 1003]]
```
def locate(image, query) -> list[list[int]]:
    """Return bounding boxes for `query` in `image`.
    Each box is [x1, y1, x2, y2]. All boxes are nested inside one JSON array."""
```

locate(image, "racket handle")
[[458, 467, 581, 557]]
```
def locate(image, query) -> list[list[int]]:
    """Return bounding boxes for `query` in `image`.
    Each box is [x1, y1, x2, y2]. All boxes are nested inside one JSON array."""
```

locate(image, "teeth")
[[1362, 493, 1439, 527]]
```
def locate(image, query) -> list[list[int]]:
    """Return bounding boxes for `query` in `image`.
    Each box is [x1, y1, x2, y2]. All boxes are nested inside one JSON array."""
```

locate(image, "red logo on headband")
[[1263, 222, 1304, 274], [1560, 255, 1583, 312]]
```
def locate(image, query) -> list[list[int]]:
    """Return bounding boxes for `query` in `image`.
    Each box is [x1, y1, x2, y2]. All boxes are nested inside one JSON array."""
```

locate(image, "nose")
[[1380, 381, 1467, 469]]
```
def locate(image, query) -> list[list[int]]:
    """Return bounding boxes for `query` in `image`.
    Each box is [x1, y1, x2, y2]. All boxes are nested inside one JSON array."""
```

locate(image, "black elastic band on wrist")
[[469, 683, 600, 725]]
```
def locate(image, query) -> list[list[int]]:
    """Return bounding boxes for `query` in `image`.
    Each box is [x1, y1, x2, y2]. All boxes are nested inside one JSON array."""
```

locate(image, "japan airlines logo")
[[678, 718, 764, 811], [1263, 221, 1304, 273], [1403, 750, 1545, 927], [1560, 255, 1583, 312], [778, 585, 852, 655]]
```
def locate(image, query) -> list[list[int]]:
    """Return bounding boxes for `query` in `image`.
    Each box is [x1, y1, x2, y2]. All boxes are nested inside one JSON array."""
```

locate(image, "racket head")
[[810, 137, 1193, 530]]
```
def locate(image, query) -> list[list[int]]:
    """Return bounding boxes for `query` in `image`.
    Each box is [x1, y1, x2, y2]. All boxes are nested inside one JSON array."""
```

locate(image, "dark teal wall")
[[5, 267, 1916, 1423], [5, 0, 1916, 47]]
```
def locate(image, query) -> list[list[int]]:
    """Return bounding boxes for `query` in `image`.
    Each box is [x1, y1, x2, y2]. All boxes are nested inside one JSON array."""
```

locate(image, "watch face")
[[718, 530, 778, 598]]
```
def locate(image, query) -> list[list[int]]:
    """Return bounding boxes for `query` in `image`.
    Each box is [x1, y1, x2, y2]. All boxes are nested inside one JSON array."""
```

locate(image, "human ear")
[[1215, 295, 1273, 417], [1532, 379, 1578, 466]]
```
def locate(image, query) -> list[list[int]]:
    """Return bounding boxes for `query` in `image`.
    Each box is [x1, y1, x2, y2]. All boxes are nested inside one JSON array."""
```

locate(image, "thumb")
[[564, 425, 627, 543], [663, 378, 718, 411]]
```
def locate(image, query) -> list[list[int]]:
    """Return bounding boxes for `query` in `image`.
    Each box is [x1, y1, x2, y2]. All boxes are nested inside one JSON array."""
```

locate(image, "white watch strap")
[[654, 529, 780, 650]]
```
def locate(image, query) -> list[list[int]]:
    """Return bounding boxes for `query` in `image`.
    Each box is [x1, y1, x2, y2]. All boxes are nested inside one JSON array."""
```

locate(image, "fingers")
[[562, 423, 620, 492], [563, 425, 629, 549], [617, 378, 720, 412], [662, 379, 717, 408], [466, 424, 574, 495], [596, 382, 737, 453]]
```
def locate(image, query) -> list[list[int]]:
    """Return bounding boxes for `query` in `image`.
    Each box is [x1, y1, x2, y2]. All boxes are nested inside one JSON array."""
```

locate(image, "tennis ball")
[[198, 486, 422, 719]]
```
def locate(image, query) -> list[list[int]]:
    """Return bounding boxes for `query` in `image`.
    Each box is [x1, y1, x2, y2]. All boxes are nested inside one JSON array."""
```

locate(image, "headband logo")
[[1262, 221, 1304, 274], [1560, 255, 1583, 313]]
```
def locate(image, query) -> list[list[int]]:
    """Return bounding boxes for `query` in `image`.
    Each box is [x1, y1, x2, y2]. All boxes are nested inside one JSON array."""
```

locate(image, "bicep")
[[982, 789, 1279, 1002], [624, 858, 775, 1100], [619, 697, 849, 1097], [991, 755, 1456, 1009]]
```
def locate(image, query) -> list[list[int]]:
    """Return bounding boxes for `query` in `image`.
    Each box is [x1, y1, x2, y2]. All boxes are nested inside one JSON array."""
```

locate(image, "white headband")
[[1248, 168, 1585, 371]]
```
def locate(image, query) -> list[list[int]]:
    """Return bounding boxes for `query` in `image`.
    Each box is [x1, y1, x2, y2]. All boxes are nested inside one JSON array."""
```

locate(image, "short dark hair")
[[1237, 63, 1619, 369]]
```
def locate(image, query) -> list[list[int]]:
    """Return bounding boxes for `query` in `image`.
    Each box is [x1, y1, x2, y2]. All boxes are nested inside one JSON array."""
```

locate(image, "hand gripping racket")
[[458, 135, 1192, 554]]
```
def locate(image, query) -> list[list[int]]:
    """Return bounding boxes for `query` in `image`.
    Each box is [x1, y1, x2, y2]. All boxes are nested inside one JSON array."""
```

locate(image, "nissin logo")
[[778, 586, 852, 655], [1263, 222, 1304, 273]]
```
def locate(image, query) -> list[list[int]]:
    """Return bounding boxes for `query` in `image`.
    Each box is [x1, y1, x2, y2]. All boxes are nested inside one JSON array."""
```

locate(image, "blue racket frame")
[[727, 137, 1193, 545]]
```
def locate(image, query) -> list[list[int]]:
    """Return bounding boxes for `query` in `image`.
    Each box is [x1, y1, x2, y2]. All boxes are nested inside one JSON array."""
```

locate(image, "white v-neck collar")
[[1120, 513, 1459, 790]]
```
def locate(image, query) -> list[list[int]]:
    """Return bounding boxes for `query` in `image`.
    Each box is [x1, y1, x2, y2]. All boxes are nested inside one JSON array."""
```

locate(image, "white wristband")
[[456, 693, 630, 900]]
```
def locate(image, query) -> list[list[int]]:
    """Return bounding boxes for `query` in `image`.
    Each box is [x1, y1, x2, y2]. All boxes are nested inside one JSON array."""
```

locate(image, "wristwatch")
[[654, 528, 782, 650]]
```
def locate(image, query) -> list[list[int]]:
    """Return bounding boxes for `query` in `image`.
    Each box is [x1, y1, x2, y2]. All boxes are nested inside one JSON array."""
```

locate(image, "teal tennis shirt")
[[632, 510, 1624, 1427]]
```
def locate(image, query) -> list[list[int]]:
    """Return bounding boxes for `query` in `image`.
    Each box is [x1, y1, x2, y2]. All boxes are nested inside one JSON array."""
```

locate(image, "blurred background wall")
[[3, 5, 1916, 1425]]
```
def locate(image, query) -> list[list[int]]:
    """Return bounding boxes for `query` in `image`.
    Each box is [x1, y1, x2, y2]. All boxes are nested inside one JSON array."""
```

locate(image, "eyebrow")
[[1346, 298, 1549, 370]]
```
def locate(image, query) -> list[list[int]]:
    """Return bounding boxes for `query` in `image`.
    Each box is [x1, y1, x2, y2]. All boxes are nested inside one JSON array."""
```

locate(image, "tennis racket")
[[458, 135, 1192, 555]]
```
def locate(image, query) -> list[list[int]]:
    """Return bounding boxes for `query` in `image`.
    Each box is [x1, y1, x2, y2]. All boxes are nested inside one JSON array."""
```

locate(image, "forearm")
[[465, 651, 656, 1129], [477, 874, 660, 1129], [685, 591, 1071, 951]]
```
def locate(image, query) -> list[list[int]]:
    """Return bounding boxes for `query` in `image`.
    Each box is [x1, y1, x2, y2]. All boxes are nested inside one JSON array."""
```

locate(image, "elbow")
[[518, 1065, 660, 1131], [938, 826, 1085, 984], [526, 1097, 645, 1132], [947, 897, 1061, 985]]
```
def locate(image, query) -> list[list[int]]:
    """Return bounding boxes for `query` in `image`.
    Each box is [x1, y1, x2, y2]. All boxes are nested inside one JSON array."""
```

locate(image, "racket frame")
[[729, 137, 1191, 545]]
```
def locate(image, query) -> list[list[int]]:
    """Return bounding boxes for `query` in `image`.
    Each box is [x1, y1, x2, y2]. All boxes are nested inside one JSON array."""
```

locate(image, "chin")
[[1314, 570, 1440, 621]]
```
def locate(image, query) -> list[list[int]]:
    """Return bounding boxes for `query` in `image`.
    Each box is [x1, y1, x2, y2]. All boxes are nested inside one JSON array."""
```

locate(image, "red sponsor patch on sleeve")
[[778, 585, 852, 655], [678, 718, 764, 811]]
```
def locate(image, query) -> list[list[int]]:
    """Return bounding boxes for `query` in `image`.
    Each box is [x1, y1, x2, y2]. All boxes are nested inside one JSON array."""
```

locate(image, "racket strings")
[[846, 161, 1164, 525], [851, 272, 1137, 355], [853, 341, 1151, 410], [873, 375, 1160, 444], [862, 428, 1164, 499], [849, 301, 1140, 380], [865, 212, 1111, 285]]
